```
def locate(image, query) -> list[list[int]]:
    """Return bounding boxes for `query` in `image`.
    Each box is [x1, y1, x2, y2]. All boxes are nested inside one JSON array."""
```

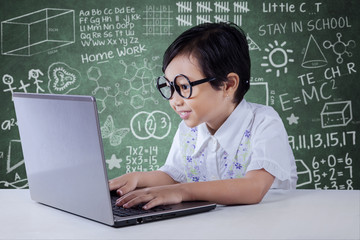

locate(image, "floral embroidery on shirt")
[[180, 127, 208, 182], [222, 130, 251, 179], [180, 126, 251, 182]]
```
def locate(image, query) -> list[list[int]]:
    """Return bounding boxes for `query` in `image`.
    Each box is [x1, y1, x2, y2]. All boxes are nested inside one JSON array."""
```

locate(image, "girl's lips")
[[178, 111, 191, 120]]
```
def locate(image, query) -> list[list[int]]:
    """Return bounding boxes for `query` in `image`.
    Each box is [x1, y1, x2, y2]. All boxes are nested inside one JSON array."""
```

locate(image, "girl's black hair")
[[162, 22, 251, 104]]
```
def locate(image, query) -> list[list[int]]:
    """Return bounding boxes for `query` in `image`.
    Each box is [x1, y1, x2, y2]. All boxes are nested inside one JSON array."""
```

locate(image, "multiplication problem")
[[125, 146, 160, 173], [312, 153, 353, 190], [288, 130, 356, 151]]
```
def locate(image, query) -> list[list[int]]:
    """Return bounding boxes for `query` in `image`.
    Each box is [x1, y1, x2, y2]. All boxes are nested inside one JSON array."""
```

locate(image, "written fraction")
[[143, 5, 173, 36]]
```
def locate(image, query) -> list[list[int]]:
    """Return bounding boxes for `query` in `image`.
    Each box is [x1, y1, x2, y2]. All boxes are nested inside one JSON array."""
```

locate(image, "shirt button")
[[211, 138, 217, 151]]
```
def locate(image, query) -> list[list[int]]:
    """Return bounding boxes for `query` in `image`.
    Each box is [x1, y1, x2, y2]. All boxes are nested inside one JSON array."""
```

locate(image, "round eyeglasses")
[[156, 74, 216, 100]]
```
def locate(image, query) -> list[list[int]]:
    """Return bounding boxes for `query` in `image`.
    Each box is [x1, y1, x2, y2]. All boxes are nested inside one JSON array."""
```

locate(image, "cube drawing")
[[321, 101, 352, 128], [1, 8, 74, 56]]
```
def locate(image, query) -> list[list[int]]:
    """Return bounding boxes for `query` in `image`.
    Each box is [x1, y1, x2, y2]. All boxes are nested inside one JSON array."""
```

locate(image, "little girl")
[[110, 22, 298, 210]]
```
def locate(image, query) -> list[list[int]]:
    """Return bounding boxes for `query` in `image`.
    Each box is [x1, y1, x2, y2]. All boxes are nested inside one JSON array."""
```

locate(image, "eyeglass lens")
[[175, 75, 191, 98], [157, 76, 173, 99], [157, 75, 192, 99]]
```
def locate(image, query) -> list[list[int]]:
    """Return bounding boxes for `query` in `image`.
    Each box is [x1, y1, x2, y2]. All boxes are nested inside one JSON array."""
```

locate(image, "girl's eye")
[[180, 84, 190, 90]]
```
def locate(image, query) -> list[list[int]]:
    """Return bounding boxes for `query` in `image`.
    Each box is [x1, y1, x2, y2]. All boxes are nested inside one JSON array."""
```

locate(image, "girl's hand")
[[109, 172, 141, 196], [115, 184, 184, 210]]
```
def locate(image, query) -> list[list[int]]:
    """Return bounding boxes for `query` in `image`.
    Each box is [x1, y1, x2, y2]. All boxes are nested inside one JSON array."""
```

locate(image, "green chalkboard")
[[0, 0, 359, 190]]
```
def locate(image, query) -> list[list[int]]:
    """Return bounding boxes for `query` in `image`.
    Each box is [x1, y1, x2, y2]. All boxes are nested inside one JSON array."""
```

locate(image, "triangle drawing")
[[247, 34, 261, 51]]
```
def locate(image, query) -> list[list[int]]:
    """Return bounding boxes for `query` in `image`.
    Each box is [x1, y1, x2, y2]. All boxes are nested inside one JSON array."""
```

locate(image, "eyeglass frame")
[[156, 74, 216, 100]]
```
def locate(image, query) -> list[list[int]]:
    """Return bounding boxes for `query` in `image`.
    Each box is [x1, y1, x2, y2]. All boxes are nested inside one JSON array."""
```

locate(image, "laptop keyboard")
[[111, 194, 172, 217]]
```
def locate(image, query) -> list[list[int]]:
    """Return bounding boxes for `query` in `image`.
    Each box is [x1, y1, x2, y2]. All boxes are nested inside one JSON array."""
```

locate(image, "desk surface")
[[0, 189, 359, 240]]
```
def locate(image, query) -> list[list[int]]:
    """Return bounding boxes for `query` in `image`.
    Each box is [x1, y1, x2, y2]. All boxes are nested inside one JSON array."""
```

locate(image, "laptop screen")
[[13, 93, 114, 225]]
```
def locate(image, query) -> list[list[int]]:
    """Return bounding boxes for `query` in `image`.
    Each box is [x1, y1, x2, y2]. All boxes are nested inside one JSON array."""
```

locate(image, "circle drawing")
[[261, 40, 294, 78], [130, 111, 171, 140]]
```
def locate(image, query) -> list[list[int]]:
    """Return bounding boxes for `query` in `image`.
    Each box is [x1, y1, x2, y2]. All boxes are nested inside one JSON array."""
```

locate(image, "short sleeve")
[[246, 108, 298, 189], [159, 128, 187, 183]]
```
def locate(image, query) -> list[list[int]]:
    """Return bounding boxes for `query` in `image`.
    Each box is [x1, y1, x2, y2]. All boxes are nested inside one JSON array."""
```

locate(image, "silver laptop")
[[13, 92, 216, 227]]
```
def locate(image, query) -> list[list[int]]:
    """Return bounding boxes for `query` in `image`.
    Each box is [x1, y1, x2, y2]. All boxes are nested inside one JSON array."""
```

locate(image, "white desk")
[[0, 189, 359, 240]]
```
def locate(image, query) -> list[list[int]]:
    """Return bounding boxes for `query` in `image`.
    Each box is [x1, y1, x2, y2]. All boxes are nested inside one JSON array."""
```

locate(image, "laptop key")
[[111, 192, 172, 217], [112, 201, 172, 217]]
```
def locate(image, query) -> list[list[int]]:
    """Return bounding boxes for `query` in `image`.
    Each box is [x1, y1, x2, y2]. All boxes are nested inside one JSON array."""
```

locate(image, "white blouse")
[[159, 99, 298, 189]]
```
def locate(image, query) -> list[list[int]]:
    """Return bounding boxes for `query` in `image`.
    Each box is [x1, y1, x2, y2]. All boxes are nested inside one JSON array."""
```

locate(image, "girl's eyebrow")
[[163, 75, 175, 83]]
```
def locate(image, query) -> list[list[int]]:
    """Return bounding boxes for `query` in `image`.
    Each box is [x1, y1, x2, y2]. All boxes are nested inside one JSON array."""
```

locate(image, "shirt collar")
[[192, 99, 254, 160]]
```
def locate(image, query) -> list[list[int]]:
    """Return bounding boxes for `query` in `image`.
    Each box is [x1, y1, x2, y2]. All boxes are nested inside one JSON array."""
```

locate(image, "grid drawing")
[[143, 5, 173, 36]]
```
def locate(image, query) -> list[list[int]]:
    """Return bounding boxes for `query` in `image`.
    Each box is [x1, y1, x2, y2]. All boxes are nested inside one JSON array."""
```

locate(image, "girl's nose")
[[170, 90, 184, 106]]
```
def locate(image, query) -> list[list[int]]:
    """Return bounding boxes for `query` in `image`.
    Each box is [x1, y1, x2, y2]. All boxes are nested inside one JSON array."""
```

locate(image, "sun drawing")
[[261, 40, 294, 77]]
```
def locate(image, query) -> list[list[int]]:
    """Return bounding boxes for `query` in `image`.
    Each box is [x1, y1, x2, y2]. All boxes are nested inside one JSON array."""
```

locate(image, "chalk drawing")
[[302, 34, 328, 68], [295, 159, 312, 187], [197, 2, 212, 13], [234, 1, 250, 13], [247, 34, 261, 51], [286, 113, 300, 125], [323, 33, 356, 64], [106, 154, 122, 170], [28, 69, 45, 93], [143, 5, 173, 36], [176, 1, 192, 13], [101, 115, 130, 146], [1, 8, 75, 56], [130, 111, 171, 140], [321, 101, 352, 128], [261, 40, 294, 77], [245, 82, 269, 106], [6, 140, 24, 174], [2, 74, 16, 94], [47, 62, 81, 94]]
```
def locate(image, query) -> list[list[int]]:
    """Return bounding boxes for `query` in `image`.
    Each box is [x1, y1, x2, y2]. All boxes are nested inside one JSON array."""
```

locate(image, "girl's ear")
[[224, 72, 240, 97]]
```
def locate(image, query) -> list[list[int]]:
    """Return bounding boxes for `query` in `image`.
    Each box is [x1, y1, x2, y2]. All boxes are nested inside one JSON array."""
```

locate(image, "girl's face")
[[164, 54, 236, 134]]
